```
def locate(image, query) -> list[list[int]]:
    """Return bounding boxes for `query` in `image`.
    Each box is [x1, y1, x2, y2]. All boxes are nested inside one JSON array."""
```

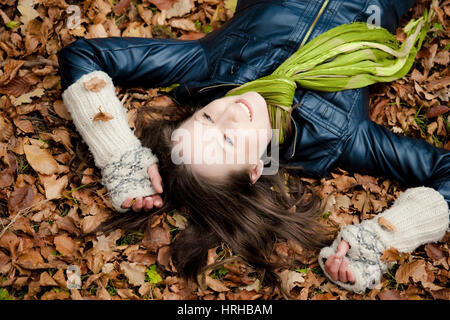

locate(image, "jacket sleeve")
[[58, 36, 208, 92], [337, 119, 450, 206]]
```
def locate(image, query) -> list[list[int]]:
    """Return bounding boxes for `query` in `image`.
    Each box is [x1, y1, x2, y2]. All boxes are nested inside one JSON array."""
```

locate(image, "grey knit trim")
[[101, 146, 158, 211]]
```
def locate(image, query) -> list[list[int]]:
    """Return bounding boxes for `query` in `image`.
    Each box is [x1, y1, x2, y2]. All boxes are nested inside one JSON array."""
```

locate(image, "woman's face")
[[172, 91, 272, 180]]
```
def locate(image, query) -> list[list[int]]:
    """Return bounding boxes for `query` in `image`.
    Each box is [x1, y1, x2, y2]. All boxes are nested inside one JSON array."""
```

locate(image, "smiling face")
[[172, 91, 272, 181]]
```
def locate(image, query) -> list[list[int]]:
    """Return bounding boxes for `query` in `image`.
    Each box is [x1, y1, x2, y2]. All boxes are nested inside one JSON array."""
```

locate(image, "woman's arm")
[[337, 119, 450, 206], [58, 36, 207, 91], [58, 37, 207, 212], [319, 117, 449, 293]]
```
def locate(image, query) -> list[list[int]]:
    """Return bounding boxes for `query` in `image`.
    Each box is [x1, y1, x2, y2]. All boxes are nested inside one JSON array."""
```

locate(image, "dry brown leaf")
[[354, 173, 381, 193], [113, 0, 131, 15], [93, 106, 114, 122], [39, 271, 58, 286], [54, 235, 78, 256], [120, 262, 146, 286], [8, 185, 35, 214], [145, 0, 177, 11], [142, 225, 171, 252], [331, 174, 357, 192], [381, 246, 409, 263], [40, 174, 68, 199], [11, 88, 45, 107], [424, 243, 444, 260], [23, 144, 59, 175], [425, 105, 450, 118], [0, 116, 14, 142], [205, 275, 230, 292], [279, 270, 305, 294], [378, 216, 397, 232], [16, 249, 47, 269], [378, 289, 407, 300], [83, 77, 107, 92], [53, 100, 72, 120], [395, 260, 430, 284]]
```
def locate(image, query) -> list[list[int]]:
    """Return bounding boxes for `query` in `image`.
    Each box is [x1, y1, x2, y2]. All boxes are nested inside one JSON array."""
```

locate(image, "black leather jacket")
[[58, 0, 450, 205]]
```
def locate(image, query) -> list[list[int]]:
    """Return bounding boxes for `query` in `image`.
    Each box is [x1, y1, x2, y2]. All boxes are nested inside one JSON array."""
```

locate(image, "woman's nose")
[[220, 104, 241, 124]]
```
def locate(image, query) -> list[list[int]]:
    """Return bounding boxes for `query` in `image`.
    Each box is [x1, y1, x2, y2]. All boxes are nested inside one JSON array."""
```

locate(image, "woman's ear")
[[249, 159, 264, 184]]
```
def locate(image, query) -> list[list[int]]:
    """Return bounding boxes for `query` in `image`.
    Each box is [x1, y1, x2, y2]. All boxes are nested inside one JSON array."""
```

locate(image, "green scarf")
[[224, 6, 434, 144]]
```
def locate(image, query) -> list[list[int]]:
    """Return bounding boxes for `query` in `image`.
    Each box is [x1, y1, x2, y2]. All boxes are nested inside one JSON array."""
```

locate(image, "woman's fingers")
[[152, 194, 163, 208], [143, 197, 154, 211], [325, 255, 342, 281], [339, 258, 349, 283], [132, 197, 143, 212], [121, 197, 133, 209], [336, 240, 350, 258], [347, 267, 356, 284], [147, 164, 163, 194]]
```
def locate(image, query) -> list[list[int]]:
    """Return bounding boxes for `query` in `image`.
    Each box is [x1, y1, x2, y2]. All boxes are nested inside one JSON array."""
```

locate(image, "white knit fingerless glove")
[[318, 186, 449, 294], [62, 70, 158, 213]]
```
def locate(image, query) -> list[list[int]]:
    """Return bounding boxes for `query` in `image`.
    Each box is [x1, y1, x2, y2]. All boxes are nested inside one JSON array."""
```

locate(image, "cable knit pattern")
[[61, 70, 158, 212], [319, 186, 449, 294]]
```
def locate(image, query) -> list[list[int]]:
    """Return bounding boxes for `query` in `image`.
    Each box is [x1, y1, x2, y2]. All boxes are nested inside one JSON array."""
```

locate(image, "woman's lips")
[[235, 98, 253, 122]]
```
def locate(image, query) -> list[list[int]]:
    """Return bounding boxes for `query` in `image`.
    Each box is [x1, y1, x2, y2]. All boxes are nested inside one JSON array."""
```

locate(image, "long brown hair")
[[92, 102, 332, 286]]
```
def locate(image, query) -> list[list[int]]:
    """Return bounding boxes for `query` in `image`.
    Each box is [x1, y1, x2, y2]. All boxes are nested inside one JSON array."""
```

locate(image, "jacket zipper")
[[290, 0, 330, 158]]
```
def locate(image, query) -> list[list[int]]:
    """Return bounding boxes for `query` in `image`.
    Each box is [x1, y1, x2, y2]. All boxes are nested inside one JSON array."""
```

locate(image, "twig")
[[0, 56, 59, 68], [0, 198, 53, 239]]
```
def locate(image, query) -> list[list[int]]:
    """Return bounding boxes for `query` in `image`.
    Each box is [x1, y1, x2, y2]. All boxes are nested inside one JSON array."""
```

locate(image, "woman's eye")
[[202, 112, 213, 122], [224, 134, 234, 146]]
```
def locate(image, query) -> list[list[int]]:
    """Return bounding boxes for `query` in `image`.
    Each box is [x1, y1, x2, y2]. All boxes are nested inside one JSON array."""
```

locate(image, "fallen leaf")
[[142, 226, 171, 252], [205, 275, 230, 292], [279, 270, 305, 294], [39, 272, 58, 286], [395, 260, 429, 284], [378, 216, 397, 232], [146, 0, 177, 11], [381, 247, 409, 264], [113, 0, 131, 16], [16, 249, 47, 269], [23, 144, 59, 175], [93, 106, 114, 122], [331, 174, 357, 192], [8, 185, 34, 214], [83, 77, 107, 92], [378, 289, 407, 300], [425, 105, 450, 118], [54, 235, 78, 256], [120, 262, 146, 286], [424, 243, 444, 260], [10, 88, 45, 106]]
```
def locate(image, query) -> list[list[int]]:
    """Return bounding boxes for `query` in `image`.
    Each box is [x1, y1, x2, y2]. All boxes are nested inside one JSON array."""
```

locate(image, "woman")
[[58, 0, 449, 294]]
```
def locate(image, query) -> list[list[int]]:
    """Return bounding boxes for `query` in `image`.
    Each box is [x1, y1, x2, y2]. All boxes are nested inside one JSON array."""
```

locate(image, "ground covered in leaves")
[[0, 0, 449, 300]]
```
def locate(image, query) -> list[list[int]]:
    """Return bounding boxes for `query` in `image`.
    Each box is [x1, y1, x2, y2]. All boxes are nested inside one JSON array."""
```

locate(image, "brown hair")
[[92, 103, 331, 286]]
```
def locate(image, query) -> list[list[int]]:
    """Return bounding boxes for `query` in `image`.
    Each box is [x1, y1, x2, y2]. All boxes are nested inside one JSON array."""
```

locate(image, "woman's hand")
[[324, 240, 355, 284], [121, 164, 164, 212]]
